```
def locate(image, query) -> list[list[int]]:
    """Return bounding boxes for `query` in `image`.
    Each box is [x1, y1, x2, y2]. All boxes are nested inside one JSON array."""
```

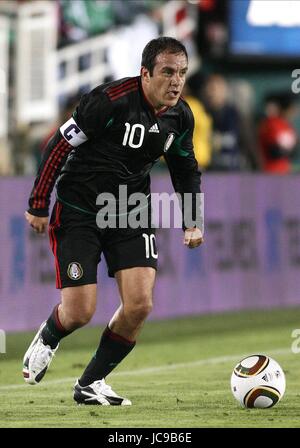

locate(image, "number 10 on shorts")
[[142, 233, 158, 259]]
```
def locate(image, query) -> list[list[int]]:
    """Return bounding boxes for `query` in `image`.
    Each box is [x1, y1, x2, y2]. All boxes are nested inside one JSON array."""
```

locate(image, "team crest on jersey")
[[164, 133, 175, 152], [67, 262, 83, 280]]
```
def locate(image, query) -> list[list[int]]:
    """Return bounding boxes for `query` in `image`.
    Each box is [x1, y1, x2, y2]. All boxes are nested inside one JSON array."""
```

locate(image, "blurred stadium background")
[[1, 0, 300, 428]]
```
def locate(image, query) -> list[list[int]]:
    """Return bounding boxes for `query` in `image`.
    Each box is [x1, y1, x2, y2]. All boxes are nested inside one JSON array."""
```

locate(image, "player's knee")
[[61, 285, 96, 329], [125, 295, 153, 323], [63, 306, 95, 329]]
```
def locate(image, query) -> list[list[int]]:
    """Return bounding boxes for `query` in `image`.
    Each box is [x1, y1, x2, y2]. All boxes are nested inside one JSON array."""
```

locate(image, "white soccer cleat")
[[73, 379, 132, 406], [22, 322, 59, 385]]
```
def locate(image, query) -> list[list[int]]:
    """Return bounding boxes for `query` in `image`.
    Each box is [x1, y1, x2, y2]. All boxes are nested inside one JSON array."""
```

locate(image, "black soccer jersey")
[[28, 76, 201, 221]]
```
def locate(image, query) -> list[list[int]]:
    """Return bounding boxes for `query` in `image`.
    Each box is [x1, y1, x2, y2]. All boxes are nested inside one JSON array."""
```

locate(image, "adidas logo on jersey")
[[149, 123, 160, 133]]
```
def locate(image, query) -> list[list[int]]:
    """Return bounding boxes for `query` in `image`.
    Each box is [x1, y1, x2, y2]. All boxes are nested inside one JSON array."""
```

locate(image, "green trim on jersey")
[[105, 118, 114, 128], [56, 193, 151, 217], [56, 193, 97, 216], [169, 129, 190, 157]]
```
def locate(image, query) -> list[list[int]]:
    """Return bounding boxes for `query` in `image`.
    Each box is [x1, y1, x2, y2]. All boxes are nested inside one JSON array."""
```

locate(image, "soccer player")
[[23, 37, 203, 406]]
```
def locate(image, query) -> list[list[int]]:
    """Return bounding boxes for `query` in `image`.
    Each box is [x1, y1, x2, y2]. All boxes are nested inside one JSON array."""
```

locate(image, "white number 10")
[[142, 233, 158, 259], [122, 122, 145, 149]]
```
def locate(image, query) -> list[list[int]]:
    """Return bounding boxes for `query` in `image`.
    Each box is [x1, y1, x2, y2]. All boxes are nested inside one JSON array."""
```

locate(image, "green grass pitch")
[[0, 308, 300, 428]]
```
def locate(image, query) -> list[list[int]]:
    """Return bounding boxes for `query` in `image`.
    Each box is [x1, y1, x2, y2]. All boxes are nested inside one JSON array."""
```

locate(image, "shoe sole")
[[22, 322, 47, 385], [74, 399, 131, 406]]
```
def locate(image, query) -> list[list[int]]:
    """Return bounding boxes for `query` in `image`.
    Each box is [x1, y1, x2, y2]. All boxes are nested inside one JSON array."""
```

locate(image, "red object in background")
[[175, 6, 187, 24], [199, 0, 216, 11], [259, 116, 297, 174]]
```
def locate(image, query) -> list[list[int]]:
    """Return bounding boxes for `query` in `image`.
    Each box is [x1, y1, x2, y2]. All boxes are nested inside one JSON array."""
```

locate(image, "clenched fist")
[[24, 211, 48, 234], [183, 227, 204, 249]]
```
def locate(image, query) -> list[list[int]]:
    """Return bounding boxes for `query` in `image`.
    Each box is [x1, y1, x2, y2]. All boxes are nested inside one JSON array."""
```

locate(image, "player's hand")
[[24, 211, 48, 234], [183, 227, 204, 249]]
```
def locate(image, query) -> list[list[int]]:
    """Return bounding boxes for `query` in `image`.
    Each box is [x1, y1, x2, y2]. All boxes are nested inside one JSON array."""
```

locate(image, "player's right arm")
[[26, 88, 113, 233], [27, 128, 74, 219]]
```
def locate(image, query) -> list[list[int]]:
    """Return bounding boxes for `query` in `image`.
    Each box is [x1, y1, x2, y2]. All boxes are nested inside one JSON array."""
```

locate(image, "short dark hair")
[[141, 37, 188, 76], [265, 91, 297, 111]]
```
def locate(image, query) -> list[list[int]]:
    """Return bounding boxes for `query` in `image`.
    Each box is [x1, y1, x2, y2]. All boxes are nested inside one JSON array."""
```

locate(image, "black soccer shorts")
[[48, 201, 158, 289]]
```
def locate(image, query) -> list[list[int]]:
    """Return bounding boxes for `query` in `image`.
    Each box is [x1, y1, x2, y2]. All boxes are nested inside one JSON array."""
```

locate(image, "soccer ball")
[[230, 355, 286, 408]]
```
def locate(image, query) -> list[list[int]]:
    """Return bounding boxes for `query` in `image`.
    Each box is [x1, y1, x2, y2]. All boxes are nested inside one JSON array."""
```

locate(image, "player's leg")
[[23, 201, 101, 384], [74, 228, 157, 405], [23, 285, 97, 384], [110, 266, 155, 340], [79, 267, 155, 382], [74, 267, 155, 406], [39, 284, 97, 347]]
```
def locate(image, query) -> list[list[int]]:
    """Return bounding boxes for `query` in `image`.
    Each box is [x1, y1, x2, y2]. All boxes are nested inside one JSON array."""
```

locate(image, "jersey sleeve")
[[28, 88, 113, 217], [72, 87, 113, 139], [28, 129, 73, 217], [164, 103, 202, 230]]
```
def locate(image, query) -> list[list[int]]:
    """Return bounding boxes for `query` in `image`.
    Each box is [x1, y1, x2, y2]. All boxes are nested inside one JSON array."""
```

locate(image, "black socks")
[[41, 308, 136, 386], [41, 305, 74, 349], [79, 326, 136, 387]]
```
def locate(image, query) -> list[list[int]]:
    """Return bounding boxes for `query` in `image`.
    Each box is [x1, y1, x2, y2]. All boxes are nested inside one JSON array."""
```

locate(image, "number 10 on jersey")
[[122, 123, 145, 149]]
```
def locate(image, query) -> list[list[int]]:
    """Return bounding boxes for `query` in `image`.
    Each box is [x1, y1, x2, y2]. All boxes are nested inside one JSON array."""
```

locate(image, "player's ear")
[[141, 66, 150, 83]]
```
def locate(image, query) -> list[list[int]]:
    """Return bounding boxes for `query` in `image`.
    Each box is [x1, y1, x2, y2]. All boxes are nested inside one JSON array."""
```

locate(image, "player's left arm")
[[164, 104, 204, 248]]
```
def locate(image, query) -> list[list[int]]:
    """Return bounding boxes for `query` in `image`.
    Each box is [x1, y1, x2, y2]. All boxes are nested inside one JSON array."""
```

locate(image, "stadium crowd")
[[0, 0, 299, 175]]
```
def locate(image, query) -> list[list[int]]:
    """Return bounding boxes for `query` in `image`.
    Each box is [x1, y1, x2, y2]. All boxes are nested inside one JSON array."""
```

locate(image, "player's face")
[[142, 51, 188, 112]]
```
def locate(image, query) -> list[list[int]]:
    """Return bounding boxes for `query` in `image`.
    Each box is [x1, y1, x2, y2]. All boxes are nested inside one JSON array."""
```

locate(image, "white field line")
[[0, 347, 290, 392]]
